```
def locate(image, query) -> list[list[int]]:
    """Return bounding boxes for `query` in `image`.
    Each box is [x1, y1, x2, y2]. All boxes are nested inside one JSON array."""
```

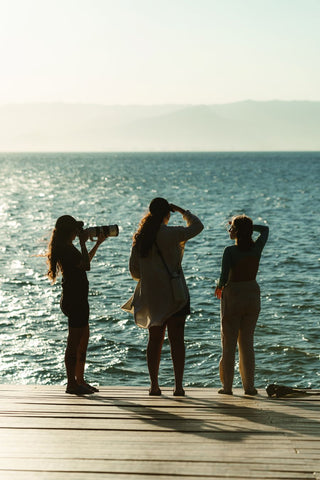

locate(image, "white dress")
[[122, 211, 203, 328]]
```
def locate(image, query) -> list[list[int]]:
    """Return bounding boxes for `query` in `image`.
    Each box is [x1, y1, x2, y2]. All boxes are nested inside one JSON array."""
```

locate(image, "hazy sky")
[[1, 0, 319, 105]]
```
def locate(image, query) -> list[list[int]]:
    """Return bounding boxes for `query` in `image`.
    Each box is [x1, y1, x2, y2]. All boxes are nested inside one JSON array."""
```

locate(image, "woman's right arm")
[[215, 247, 232, 299], [216, 247, 232, 289]]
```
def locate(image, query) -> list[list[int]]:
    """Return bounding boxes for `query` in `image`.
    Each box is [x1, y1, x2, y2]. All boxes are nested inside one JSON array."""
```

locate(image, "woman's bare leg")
[[147, 325, 166, 394], [167, 315, 186, 395], [65, 326, 85, 389], [75, 324, 89, 385]]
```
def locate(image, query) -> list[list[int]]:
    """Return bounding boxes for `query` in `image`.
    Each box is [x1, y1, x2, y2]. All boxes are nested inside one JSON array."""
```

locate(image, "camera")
[[85, 225, 119, 240]]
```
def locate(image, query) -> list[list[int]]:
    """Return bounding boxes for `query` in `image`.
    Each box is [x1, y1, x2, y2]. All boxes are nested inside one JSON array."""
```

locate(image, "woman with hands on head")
[[123, 198, 203, 396], [47, 215, 107, 395], [215, 215, 269, 396]]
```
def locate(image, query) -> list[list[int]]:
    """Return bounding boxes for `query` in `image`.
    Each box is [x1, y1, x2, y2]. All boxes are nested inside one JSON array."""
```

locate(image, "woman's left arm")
[[88, 232, 107, 261], [170, 205, 204, 242], [253, 224, 269, 251]]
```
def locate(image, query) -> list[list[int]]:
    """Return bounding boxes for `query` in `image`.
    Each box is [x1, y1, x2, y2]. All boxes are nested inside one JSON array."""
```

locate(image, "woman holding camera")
[[215, 215, 269, 396], [47, 215, 106, 395], [124, 198, 203, 396]]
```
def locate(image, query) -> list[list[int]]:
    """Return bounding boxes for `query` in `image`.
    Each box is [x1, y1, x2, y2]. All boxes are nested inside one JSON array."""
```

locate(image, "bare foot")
[[66, 384, 92, 395], [245, 388, 258, 396], [173, 388, 185, 396], [149, 387, 162, 396], [218, 388, 233, 395], [78, 381, 99, 393]]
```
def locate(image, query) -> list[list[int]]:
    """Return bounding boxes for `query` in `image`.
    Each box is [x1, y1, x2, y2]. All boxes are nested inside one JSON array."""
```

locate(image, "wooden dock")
[[0, 385, 319, 479]]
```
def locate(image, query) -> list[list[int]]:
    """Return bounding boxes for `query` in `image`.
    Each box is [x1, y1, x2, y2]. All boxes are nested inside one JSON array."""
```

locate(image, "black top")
[[217, 225, 269, 288], [58, 244, 89, 300]]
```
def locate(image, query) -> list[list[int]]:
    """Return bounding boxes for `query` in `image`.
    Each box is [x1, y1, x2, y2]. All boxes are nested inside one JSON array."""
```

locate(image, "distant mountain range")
[[0, 100, 319, 151]]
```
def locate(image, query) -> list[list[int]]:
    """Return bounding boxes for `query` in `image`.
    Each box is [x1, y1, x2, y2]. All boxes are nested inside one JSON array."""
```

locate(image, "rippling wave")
[[0, 152, 319, 389]]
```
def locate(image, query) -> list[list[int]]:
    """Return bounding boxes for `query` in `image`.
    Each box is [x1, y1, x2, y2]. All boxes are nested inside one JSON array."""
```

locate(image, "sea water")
[[0, 152, 319, 389]]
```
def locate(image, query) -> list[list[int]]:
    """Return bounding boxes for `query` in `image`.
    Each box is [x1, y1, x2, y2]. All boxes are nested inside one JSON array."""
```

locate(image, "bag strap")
[[155, 242, 173, 279]]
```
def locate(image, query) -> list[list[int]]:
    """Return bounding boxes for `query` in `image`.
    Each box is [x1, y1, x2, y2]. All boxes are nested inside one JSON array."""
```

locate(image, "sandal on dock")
[[266, 384, 320, 398]]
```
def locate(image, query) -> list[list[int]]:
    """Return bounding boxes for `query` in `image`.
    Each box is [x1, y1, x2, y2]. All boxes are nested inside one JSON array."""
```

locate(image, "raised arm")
[[170, 204, 204, 243], [78, 230, 91, 271], [88, 232, 107, 261], [253, 224, 269, 252], [77, 230, 107, 270]]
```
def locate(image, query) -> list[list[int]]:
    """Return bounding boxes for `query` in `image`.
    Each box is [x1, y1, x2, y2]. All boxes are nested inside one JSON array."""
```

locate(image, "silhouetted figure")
[[47, 215, 106, 395], [215, 215, 269, 395], [123, 198, 203, 396]]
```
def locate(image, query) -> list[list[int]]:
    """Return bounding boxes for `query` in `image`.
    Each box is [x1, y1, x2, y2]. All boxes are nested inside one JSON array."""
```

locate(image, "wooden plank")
[[2, 475, 314, 480], [0, 458, 317, 477], [0, 386, 319, 480]]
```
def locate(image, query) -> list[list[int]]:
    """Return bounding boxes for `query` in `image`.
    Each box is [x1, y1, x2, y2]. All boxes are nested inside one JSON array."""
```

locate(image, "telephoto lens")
[[85, 225, 119, 240]]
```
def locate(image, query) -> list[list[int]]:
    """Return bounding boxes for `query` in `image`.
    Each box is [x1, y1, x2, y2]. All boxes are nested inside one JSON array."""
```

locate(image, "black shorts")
[[60, 298, 89, 328]]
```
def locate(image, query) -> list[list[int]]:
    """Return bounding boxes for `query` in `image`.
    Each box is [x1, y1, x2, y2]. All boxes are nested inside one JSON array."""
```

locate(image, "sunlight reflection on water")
[[0, 152, 319, 389]]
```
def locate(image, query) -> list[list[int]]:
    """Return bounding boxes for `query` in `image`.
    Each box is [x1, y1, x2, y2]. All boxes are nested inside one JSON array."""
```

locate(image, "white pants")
[[220, 281, 260, 392]]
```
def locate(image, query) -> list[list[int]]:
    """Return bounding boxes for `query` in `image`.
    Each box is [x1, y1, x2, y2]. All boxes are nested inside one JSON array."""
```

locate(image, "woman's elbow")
[[194, 220, 204, 235]]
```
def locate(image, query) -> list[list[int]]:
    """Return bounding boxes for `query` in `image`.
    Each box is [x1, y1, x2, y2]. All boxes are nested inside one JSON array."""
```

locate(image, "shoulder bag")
[[155, 242, 188, 304]]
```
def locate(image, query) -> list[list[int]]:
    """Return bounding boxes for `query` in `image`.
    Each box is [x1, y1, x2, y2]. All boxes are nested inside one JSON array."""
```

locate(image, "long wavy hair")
[[232, 214, 254, 251], [47, 216, 79, 283], [133, 198, 171, 257]]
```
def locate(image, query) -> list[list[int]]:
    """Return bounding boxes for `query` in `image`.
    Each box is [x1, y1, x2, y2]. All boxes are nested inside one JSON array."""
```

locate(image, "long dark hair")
[[133, 198, 171, 257], [232, 214, 254, 251], [47, 215, 80, 283]]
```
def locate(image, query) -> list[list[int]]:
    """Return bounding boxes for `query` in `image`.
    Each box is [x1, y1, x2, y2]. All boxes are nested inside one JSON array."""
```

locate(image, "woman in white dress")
[[124, 198, 203, 396]]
